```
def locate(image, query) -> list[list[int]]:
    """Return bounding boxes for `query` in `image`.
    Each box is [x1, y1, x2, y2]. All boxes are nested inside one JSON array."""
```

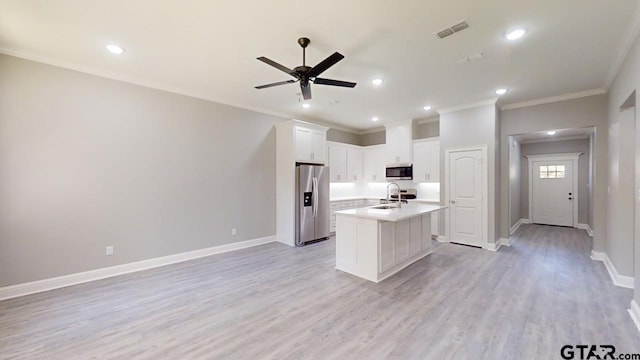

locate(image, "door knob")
[[450, 200, 456, 204], [568, 197, 573, 200]]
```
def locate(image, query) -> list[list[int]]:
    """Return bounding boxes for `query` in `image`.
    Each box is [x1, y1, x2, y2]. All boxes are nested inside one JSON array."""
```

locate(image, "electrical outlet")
[[105, 246, 114, 256], [231, 228, 237, 235]]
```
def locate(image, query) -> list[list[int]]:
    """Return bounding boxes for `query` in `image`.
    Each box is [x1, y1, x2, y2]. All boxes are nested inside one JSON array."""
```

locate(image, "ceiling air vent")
[[436, 19, 470, 39]]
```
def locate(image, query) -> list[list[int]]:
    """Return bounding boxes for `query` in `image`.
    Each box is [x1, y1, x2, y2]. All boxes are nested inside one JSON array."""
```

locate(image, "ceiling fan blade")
[[308, 52, 345, 77], [313, 78, 357, 88], [257, 57, 297, 77], [255, 79, 297, 89], [301, 84, 312, 100]]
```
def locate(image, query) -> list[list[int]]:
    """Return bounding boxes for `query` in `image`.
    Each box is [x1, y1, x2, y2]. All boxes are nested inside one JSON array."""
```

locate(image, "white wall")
[[0, 54, 283, 287], [508, 137, 521, 228], [606, 22, 640, 284], [440, 103, 499, 243]]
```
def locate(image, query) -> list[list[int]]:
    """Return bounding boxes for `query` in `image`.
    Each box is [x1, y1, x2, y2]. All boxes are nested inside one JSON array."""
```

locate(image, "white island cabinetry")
[[335, 204, 445, 283]]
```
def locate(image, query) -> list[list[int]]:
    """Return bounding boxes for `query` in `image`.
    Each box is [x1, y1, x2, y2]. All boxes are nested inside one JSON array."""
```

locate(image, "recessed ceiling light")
[[506, 29, 526, 41], [372, 117, 379, 122], [547, 131, 557, 136], [372, 78, 383, 85], [423, 105, 432, 111], [106, 44, 124, 54], [495, 88, 508, 95], [302, 103, 310, 109]]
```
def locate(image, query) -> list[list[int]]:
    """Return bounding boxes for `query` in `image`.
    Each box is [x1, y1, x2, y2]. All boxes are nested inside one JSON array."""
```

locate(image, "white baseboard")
[[0, 235, 276, 301], [435, 235, 448, 243], [577, 223, 594, 237], [509, 218, 530, 235], [484, 238, 511, 252], [629, 300, 640, 333], [590, 250, 635, 289]]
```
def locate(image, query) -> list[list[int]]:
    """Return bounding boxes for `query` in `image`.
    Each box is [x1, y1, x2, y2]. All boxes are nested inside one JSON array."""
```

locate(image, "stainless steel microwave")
[[386, 164, 413, 180]]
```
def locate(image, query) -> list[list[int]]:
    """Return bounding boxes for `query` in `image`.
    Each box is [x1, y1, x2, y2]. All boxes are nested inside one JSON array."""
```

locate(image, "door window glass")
[[539, 165, 565, 179]]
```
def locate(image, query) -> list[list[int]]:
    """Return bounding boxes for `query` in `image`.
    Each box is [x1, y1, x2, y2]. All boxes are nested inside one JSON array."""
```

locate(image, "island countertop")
[[335, 203, 446, 222]]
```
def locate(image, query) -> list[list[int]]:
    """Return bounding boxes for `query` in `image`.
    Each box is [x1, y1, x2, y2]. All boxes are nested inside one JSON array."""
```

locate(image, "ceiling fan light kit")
[[255, 37, 357, 100]]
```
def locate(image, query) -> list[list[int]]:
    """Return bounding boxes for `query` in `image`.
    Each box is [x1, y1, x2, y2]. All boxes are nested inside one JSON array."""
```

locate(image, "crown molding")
[[358, 126, 386, 134], [383, 119, 413, 128], [0, 49, 368, 134], [604, 4, 640, 90], [0, 47, 305, 120], [416, 116, 440, 125], [437, 99, 497, 114], [500, 88, 606, 111], [519, 134, 591, 144]]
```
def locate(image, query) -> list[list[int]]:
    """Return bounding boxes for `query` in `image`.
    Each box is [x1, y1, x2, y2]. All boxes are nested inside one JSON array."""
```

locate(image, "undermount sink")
[[369, 205, 399, 210]]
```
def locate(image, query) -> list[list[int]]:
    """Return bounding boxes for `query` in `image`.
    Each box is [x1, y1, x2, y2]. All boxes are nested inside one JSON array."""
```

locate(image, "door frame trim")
[[525, 152, 582, 227], [444, 145, 488, 247]]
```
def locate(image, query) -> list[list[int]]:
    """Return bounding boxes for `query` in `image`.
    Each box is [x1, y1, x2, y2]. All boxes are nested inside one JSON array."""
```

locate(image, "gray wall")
[[440, 104, 499, 243], [0, 54, 283, 286], [509, 137, 521, 228], [331, 119, 440, 147], [500, 94, 608, 254], [607, 28, 640, 285], [519, 139, 591, 226], [361, 130, 386, 146], [414, 118, 440, 139], [327, 128, 361, 145]]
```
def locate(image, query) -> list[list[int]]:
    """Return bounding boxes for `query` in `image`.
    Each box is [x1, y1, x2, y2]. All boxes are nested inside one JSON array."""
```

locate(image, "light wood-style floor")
[[1, 224, 639, 359]]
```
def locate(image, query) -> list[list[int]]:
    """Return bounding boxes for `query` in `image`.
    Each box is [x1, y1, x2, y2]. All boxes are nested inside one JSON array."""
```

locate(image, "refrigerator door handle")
[[312, 177, 318, 217]]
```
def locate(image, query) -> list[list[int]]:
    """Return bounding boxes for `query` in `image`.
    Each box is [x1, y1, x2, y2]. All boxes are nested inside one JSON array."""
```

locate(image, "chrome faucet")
[[387, 182, 402, 208]]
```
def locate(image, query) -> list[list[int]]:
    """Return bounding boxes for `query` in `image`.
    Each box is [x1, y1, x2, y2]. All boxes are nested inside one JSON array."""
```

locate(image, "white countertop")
[[335, 203, 446, 222], [330, 196, 379, 202], [330, 197, 441, 203]]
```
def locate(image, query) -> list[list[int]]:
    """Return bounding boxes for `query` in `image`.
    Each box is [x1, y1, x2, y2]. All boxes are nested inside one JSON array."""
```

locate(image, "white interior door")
[[531, 160, 574, 226], [449, 149, 484, 247]]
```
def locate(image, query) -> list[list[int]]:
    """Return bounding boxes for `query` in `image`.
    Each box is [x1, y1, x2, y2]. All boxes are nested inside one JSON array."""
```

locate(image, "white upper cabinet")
[[385, 121, 413, 165], [363, 145, 386, 182], [412, 138, 440, 183], [328, 144, 348, 182], [347, 147, 363, 182], [327, 141, 364, 183], [294, 124, 327, 163]]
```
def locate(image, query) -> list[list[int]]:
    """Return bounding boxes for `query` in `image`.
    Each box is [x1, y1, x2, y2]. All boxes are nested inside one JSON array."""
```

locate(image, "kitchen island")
[[335, 203, 446, 283]]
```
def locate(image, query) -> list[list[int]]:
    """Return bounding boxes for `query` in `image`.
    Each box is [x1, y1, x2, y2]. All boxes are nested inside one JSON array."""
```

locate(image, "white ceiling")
[[0, 0, 638, 131]]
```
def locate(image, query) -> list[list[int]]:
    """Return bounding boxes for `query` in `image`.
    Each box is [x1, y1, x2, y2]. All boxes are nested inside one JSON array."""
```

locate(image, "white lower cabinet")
[[422, 213, 432, 251], [336, 213, 436, 283], [395, 220, 410, 263], [379, 222, 396, 273], [330, 199, 372, 233], [410, 217, 422, 257]]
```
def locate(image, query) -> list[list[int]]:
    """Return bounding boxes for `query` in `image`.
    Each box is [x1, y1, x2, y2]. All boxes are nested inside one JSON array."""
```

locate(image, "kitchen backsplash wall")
[[331, 181, 440, 201]]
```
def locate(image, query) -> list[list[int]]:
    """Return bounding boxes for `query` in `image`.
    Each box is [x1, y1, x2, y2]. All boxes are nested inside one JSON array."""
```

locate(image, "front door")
[[449, 149, 484, 247], [531, 160, 574, 226]]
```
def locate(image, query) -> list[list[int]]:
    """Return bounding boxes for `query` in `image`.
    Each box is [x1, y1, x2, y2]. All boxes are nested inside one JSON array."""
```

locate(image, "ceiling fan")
[[255, 37, 357, 100]]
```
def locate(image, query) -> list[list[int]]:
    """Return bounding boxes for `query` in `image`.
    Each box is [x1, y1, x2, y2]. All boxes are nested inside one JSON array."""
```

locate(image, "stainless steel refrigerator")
[[295, 165, 330, 246]]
